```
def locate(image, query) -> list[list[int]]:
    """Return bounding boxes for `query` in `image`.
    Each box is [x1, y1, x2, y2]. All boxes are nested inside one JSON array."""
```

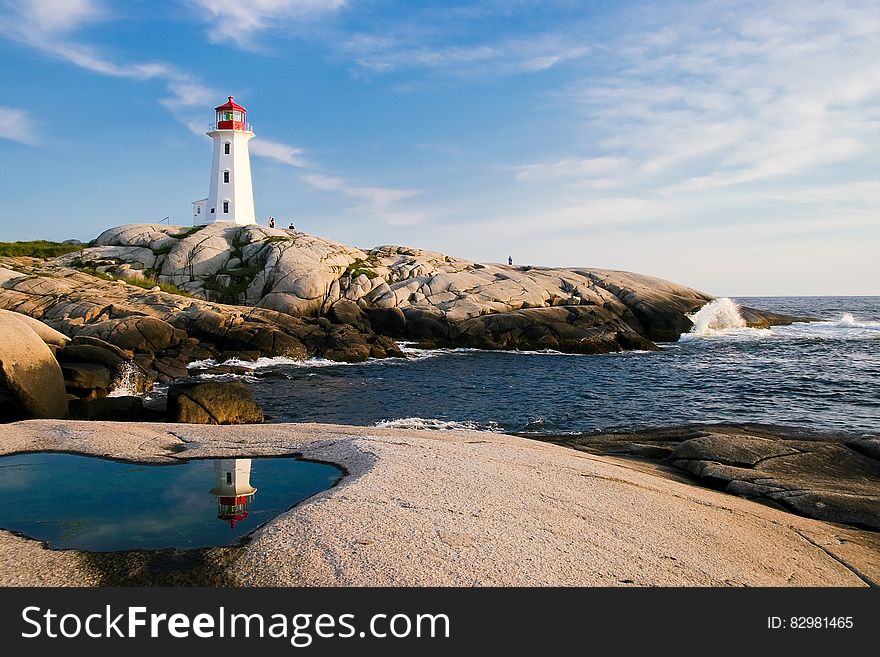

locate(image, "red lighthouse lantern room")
[[216, 495, 252, 529], [215, 96, 248, 131]]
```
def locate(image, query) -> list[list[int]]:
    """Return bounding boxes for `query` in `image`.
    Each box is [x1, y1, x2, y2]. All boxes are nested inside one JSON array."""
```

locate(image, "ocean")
[[190, 297, 880, 438]]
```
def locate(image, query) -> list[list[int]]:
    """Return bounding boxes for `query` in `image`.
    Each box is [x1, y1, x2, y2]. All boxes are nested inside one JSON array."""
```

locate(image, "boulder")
[[365, 307, 407, 336], [60, 362, 113, 390], [402, 308, 449, 340], [166, 381, 264, 424], [69, 335, 133, 359], [0, 309, 69, 347], [68, 395, 161, 421], [551, 425, 880, 530], [0, 314, 68, 420], [153, 357, 188, 380], [77, 316, 176, 352], [57, 344, 126, 370], [328, 300, 371, 332]]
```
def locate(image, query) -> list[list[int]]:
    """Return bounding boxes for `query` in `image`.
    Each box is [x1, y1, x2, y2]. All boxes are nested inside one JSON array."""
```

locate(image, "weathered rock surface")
[[0, 314, 68, 420], [0, 309, 69, 348], [539, 425, 880, 531], [68, 395, 161, 422], [0, 257, 403, 385], [0, 420, 877, 586], [61, 224, 804, 354], [167, 381, 264, 424], [60, 362, 113, 390]]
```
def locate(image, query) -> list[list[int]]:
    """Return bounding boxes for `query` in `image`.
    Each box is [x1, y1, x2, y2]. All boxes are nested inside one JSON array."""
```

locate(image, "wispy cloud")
[[0, 0, 413, 222], [514, 156, 627, 182], [0, 106, 39, 144], [188, 0, 346, 48], [301, 173, 419, 212], [341, 32, 589, 77], [0, 0, 217, 112], [250, 138, 309, 167], [554, 0, 880, 195]]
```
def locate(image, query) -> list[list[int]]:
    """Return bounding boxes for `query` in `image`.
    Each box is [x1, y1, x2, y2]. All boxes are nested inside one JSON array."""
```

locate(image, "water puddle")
[[0, 453, 342, 552]]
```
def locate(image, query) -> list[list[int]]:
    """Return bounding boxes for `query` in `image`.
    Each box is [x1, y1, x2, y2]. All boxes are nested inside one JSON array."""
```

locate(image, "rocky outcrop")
[[0, 257, 403, 386], [166, 381, 264, 424], [62, 223, 802, 354], [0, 313, 68, 420], [68, 395, 162, 422], [540, 425, 880, 531], [2, 420, 877, 586], [0, 309, 69, 349]]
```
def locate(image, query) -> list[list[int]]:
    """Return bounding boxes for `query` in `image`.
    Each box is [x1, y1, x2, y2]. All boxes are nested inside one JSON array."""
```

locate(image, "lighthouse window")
[[226, 472, 232, 485], [223, 170, 230, 183], [223, 201, 229, 213], [224, 142, 230, 155]]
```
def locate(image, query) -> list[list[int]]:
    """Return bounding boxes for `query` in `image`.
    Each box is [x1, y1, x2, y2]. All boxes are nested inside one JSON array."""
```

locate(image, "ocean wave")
[[682, 302, 880, 343], [195, 372, 259, 383], [374, 417, 503, 432], [188, 356, 372, 371], [685, 298, 747, 336], [397, 343, 484, 360]]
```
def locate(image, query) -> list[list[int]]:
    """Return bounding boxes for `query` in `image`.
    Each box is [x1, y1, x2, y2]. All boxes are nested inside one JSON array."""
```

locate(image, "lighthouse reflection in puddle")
[[210, 459, 257, 528]]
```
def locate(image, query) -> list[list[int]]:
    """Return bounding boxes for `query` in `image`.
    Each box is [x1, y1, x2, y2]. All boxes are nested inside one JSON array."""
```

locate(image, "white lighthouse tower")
[[192, 96, 256, 226], [209, 458, 257, 529]]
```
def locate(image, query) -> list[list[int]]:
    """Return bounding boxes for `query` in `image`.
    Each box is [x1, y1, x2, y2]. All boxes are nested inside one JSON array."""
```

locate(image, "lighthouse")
[[192, 96, 256, 226], [209, 458, 257, 529]]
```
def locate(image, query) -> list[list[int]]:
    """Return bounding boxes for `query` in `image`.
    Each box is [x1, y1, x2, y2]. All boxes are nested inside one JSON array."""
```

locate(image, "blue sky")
[[0, 0, 878, 295]]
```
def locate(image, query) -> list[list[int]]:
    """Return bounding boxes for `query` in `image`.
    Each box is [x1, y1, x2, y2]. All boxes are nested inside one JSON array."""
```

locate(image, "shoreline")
[[1, 419, 877, 587]]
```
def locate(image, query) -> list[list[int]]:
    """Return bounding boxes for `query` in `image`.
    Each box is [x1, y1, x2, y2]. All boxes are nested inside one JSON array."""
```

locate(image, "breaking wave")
[[686, 297, 747, 335], [187, 356, 369, 370], [374, 417, 503, 432], [107, 361, 142, 397]]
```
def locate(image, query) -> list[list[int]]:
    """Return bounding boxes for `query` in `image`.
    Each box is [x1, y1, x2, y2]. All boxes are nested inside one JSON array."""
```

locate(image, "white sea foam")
[[374, 417, 502, 432], [188, 356, 367, 370], [107, 361, 141, 397], [839, 312, 858, 327], [679, 298, 774, 342], [196, 372, 258, 383], [397, 343, 484, 360], [681, 303, 879, 344], [687, 298, 747, 334]]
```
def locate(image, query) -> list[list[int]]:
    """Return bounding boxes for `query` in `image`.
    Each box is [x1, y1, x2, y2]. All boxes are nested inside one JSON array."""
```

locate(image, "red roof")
[[215, 96, 246, 113]]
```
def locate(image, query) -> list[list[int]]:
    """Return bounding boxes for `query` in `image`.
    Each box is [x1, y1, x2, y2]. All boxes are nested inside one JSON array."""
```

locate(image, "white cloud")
[[301, 173, 418, 210], [3, 0, 103, 35], [250, 138, 309, 167], [0, 105, 38, 144], [514, 156, 627, 182], [559, 0, 880, 194], [189, 0, 346, 48], [0, 0, 219, 116], [0, 2, 412, 223], [341, 32, 590, 77]]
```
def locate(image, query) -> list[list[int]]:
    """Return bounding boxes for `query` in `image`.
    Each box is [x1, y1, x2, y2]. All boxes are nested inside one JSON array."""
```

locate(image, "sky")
[[0, 0, 878, 295]]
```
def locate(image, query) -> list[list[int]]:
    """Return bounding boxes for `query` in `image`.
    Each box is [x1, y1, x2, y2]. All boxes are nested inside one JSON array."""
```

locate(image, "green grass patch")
[[345, 259, 380, 280], [73, 267, 192, 297], [0, 240, 83, 258], [263, 235, 292, 244], [169, 226, 204, 239], [76, 267, 114, 281]]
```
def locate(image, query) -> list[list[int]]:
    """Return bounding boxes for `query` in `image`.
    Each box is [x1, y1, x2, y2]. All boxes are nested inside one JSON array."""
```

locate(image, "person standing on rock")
[[267, 216, 275, 228], [288, 222, 295, 230], [508, 255, 513, 266]]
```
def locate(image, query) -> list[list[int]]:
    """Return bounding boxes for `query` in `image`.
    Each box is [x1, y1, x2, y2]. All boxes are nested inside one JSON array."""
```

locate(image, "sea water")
[[193, 297, 880, 437]]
